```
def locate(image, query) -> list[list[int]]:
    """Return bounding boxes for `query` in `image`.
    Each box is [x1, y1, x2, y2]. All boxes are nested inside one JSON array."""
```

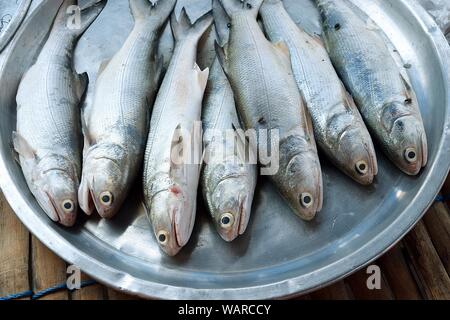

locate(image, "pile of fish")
[[13, 0, 428, 256]]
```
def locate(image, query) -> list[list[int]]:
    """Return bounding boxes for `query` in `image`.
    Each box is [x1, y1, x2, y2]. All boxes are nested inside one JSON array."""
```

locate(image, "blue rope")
[[0, 280, 97, 301]]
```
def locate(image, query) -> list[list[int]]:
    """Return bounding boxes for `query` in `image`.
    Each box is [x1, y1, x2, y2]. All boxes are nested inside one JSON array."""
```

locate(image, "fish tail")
[[53, 0, 107, 38], [218, 0, 263, 18], [129, 0, 176, 26], [213, 0, 230, 47], [171, 8, 213, 42]]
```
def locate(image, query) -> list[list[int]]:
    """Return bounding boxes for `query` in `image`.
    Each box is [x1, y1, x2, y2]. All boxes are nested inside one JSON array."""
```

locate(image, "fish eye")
[[157, 231, 169, 245], [356, 160, 368, 175], [300, 193, 313, 208], [219, 213, 234, 229], [62, 200, 75, 213], [404, 148, 417, 163], [99, 191, 113, 206]]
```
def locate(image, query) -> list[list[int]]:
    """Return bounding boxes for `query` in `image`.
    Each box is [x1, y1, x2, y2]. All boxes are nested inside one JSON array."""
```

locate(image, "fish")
[[215, 0, 323, 220], [260, 0, 377, 185], [316, 0, 428, 175], [0, 0, 32, 53], [79, 0, 176, 218], [201, 56, 257, 242], [143, 9, 212, 256], [13, 0, 106, 227]]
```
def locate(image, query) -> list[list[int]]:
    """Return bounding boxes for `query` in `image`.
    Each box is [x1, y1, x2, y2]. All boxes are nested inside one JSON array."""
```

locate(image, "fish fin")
[[304, 107, 318, 151], [195, 64, 210, 91], [213, 0, 230, 47], [54, 0, 107, 38], [219, 0, 264, 18], [130, 0, 176, 26], [214, 41, 229, 74], [171, 8, 213, 42], [78, 175, 94, 215], [151, 54, 164, 88], [341, 84, 359, 113], [98, 59, 111, 75], [75, 72, 89, 101], [12, 132, 36, 160]]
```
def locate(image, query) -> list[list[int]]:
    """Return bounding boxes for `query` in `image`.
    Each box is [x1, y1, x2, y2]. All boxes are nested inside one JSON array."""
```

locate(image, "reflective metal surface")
[[0, 0, 449, 299]]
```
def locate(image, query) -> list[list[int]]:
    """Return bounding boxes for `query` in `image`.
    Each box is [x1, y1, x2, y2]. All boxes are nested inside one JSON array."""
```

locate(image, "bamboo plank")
[[310, 281, 352, 300], [0, 192, 30, 299], [70, 272, 105, 300], [378, 244, 422, 299], [345, 264, 394, 300], [404, 220, 450, 299], [423, 202, 450, 274], [31, 236, 68, 300]]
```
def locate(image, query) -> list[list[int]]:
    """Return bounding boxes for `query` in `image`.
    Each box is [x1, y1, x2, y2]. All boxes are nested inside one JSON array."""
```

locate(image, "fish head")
[[149, 185, 195, 256], [279, 145, 323, 220], [209, 176, 253, 242], [335, 127, 378, 185], [33, 162, 79, 227], [79, 144, 131, 218], [381, 101, 428, 175]]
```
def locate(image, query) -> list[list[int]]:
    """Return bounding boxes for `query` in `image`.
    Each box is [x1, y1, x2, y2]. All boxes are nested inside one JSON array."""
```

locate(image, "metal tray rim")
[[1, 0, 449, 299]]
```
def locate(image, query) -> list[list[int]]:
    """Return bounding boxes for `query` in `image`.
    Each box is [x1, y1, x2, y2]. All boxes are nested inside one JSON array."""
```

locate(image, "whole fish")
[[79, 0, 176, 218], [316, 0, 428, 175], [201, 57, 257, 242], [260, 0, 377, 185], [143, 10, 212, 256], [14, 0, 106, 227], [215, 0, 323, 220]]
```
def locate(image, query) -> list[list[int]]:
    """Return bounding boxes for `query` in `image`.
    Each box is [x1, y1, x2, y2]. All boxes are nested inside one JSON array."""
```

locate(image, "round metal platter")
[[0, 0, 449, 299]]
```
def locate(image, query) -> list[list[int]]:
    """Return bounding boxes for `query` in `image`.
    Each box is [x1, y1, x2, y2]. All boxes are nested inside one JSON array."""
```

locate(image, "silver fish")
[[260, 0, 377, 185], [215, 0, 323, 220], [201, 57, 257, 242], [143, 9, 212, 256], [14, 0, 106, 227], [79, 0, 176, 218], [316, 0, 428, 175]]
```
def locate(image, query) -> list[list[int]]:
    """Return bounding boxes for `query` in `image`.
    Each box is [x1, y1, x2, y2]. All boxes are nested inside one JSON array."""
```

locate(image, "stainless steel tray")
[[0, 0, 449, 299]]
